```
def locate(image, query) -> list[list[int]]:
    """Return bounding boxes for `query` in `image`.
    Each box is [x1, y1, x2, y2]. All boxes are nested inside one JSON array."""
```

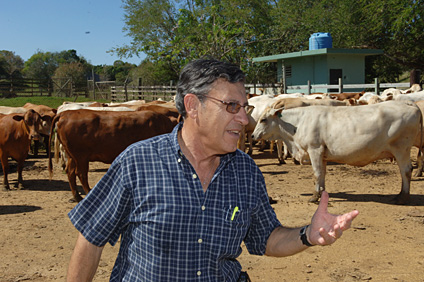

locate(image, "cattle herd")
[[1, 83, 423, 204]]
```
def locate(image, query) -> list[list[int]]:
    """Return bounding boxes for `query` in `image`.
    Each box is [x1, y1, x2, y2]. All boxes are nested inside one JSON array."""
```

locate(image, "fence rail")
[[111, 85, 177, 102], [0, 77, 415, 101], [0, 78, 52, 97]]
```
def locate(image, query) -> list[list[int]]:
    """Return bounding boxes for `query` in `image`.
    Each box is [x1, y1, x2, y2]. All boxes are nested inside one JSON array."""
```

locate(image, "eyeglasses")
[[200, 95, 252, 114]]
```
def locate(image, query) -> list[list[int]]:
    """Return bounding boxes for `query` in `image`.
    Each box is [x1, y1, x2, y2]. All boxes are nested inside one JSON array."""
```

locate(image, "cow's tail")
[[415, 105, 424, 177], [419, 108, 423, 166], [48, 113, 61, 180]]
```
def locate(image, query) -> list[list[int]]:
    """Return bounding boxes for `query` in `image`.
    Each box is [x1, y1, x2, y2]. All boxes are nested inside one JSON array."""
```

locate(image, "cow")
[[383, 90, 424, 102], [0, 106, 27, 115], [0, 110, 45, 190], [48, 109, 177, 202], [357, 92, 382, 105], [22, 103, 57, 157], [252, 100, 422, 204], [328, 91, 365, 101], [401, 84, 422, 94], [136, 103, 181, 123]]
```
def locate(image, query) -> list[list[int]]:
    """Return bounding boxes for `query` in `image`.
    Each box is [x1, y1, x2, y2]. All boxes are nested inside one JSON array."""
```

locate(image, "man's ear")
[[184, 94, 201, 119]]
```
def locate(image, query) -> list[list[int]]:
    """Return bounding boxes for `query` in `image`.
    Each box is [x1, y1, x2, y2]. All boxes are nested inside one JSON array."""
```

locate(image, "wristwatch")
[[300, 225, 314, 247]]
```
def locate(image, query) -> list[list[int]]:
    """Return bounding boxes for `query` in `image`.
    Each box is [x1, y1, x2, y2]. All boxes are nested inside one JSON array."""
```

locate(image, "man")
[[67, 59, 359, 281]]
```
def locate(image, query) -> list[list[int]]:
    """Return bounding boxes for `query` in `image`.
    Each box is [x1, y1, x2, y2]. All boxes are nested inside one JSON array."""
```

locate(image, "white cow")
[[0, 106, 27, 115], [252, 100, 422, 204], [246, 95, 288, 163], [357, 92, 382, 105], [401, 84, 422, 94], [384, 90, 424, 102]]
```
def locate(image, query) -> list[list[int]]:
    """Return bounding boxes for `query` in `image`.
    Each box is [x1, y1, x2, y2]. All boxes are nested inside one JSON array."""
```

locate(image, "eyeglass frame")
[[199, 95, 253, 114]]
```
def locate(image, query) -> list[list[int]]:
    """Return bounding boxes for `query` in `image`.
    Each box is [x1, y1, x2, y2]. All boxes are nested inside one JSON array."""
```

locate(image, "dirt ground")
[[1, 146, 424, 282]]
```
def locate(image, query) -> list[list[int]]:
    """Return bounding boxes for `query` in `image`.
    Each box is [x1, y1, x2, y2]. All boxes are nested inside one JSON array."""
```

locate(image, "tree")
[[116, 0, 423, 84], [115, 0, 273, 80], [23, 51, 58, 82], [0, 50, 24, 79], [24, 49, 93, 81]]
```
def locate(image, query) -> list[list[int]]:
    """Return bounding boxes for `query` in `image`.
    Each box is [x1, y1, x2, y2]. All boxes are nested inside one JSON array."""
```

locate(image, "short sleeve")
[[68, 157, 132, 247]]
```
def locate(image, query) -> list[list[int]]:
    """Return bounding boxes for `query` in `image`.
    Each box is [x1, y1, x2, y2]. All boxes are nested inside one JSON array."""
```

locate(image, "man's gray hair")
[[175, 59, 245, 117]]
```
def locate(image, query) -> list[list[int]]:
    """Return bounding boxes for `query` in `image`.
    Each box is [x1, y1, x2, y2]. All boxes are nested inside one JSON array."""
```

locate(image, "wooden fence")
[[111, 85, 177, 102], [0, 76, 414, 101], [110, 80, 413, 102], [0, 77, 90, 98], [0, 78, 52, 97]]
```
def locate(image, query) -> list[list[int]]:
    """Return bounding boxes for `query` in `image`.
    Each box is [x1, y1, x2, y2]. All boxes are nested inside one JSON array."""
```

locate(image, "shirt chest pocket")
[[223, 206, 251, 231]]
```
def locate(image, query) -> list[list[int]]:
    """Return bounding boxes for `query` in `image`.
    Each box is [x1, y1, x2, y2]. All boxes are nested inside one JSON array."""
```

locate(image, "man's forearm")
[[265, 226, 310, 257], [67, 233, 104, 282]]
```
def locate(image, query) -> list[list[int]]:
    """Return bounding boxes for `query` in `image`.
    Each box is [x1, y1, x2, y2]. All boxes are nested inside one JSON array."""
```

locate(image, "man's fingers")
[[317, 190, 329, 213]]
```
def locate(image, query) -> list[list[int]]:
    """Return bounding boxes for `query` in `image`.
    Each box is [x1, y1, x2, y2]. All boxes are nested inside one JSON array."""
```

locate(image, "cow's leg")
[[66, 158, 83, 202], [0, 154, 10, 191], [16, 158, 26, 190], [413, 148, 423, 177], [76, 161, 91, 196], [395, 153, 413, 204], [237, 127, 246, 152], [307, 149, 326, 203], [32, 140, 40, 157], [276, 140, 286, 164], [246, 133, 253, 155], [283, 142, 289, 160]]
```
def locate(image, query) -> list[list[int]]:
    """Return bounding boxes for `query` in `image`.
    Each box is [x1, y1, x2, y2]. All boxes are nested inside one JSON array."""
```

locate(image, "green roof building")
[[253, 48, 383, 94]]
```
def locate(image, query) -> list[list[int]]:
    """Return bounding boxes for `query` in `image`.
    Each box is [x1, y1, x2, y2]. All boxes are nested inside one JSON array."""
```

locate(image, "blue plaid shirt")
[[69, 123, 281, 281]]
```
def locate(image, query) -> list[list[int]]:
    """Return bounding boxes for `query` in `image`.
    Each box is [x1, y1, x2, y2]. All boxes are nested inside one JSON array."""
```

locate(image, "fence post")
[[338, 78, 343, 93], [375, 78, 380, 95], [307, 80, 311, 95], [124, 83, 128, 101], [92, 69, 96, 100], [138, 78, 142, 100]]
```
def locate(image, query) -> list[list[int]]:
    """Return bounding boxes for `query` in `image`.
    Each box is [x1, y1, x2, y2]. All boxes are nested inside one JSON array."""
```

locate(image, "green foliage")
[[0, 50, 24, 78], [114, 0, 423, 84], [23, 49, 93, 82], [93, 60, 137, 84]]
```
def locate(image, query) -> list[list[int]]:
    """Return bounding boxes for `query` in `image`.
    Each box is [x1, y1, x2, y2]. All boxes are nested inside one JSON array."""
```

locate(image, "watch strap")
[[300, 225, 314, 247]]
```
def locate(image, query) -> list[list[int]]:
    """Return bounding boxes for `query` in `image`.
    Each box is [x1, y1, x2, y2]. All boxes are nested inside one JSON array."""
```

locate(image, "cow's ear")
[[274, 108, 284, 118], [12, 115, 24, 121]]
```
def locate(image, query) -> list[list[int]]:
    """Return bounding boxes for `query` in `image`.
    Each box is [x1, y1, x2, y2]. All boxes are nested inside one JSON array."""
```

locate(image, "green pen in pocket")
[[231, 206, 239, 221]]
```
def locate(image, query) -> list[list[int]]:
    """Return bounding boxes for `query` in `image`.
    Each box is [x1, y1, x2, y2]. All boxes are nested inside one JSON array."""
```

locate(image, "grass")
[[0, 96, 110, 109]]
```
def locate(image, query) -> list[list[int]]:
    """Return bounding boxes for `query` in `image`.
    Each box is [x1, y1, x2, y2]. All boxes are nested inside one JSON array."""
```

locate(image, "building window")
[[285, 65, 292, 78]]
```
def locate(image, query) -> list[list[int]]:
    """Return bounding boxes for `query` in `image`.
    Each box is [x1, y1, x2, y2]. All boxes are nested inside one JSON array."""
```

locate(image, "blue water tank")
[[309, 32, 332, 50]]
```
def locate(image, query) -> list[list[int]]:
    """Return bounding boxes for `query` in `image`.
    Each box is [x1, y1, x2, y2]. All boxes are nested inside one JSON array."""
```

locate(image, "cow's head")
[[13, 109, 42, 140], [251, 106, 284, 141], [38, 114, 55, 135]]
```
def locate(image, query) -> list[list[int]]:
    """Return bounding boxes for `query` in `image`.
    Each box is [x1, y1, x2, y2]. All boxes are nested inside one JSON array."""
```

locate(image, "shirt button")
[[197, 271, 201, 276], [192, 174, 198, 179], [201, 206, 206, 211], [177, 158, 181, 163], [198, 238, 203, 244]]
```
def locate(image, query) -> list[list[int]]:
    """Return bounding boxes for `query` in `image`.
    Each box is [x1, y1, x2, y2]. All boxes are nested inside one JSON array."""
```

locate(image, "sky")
[[1, 0, 145, 66]]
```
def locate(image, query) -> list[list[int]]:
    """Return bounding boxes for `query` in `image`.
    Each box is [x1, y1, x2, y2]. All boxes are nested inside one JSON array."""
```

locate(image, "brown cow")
[[48, 109, 177, 202], [0, 110, 44, 190], [136, 104, 181, 123], [329, 91, 365, 101], [23, 103, 57, 157]]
